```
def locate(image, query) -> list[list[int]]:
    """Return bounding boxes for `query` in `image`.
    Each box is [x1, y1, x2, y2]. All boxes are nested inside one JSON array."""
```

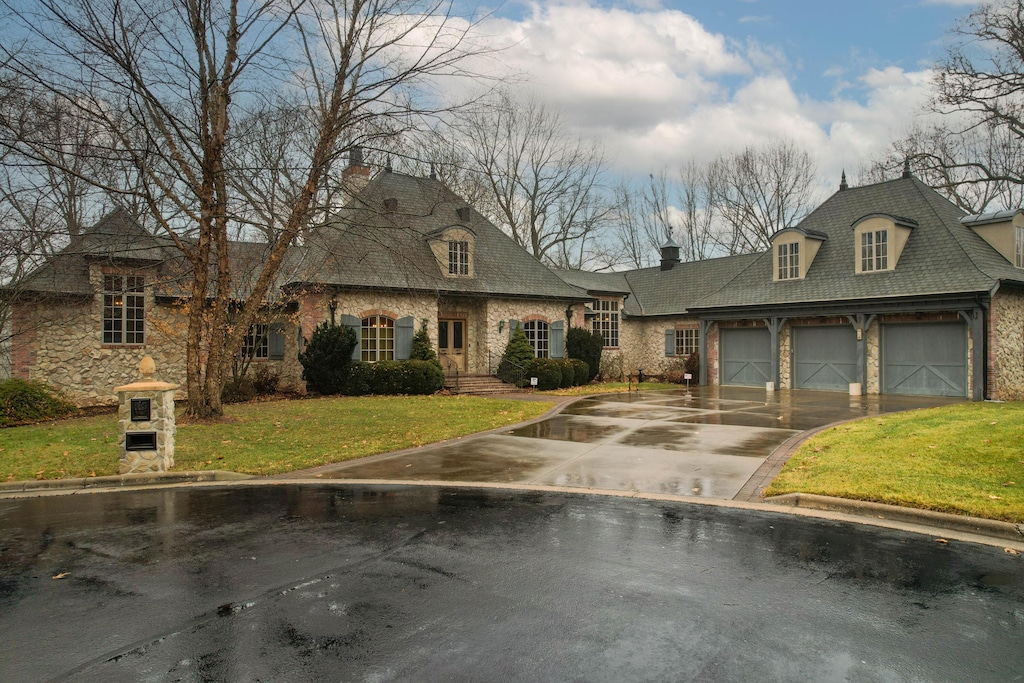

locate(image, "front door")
[[438, 319, 466, 373]]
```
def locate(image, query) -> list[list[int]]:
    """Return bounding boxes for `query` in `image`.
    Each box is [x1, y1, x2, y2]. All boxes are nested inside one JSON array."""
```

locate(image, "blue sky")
[[459, 0, 981, 187]]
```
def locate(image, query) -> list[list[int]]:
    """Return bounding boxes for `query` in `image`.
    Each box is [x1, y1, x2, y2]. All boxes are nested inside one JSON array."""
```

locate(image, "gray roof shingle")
[[688, 176, 1024, 311], [292, 171, 587, 300]]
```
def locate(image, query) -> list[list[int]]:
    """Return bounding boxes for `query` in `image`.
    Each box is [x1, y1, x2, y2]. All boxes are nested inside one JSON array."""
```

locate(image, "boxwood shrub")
[[526, 358, 562, 391], [342, 360, 444, 396]]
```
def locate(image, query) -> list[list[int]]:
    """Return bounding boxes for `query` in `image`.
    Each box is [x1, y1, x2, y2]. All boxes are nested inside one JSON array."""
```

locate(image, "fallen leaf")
[[1002, 482, 1015, 487], [990, 421, 998, 425], [935, 538, 949, 544], [1005, 548, 1019, 555], [62, 451, 69, 456], [927, 445, 937, 449], [52, 572, 69, 579], [989, 495, 1001, 500]]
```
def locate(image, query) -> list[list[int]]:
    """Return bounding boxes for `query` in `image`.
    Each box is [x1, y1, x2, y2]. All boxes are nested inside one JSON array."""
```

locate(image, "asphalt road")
[[1, 484, 1022, 682]]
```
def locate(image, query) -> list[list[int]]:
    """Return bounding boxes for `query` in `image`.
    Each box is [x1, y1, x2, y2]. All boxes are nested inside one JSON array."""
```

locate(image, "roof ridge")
[[909, 178, 995, 284]]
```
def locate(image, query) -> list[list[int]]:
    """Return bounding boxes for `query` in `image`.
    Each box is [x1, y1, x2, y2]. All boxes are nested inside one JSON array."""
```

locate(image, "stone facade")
[[482, 297, 573, 371], [11, 264, 188, 405], [989, 288, 1024, 401]]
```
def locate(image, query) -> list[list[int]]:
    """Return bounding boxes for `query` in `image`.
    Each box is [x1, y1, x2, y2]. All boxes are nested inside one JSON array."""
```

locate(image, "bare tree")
[[457, 91, 613, 267], [674, 160, 718, 262], [867, 1, 1024, 213], [0, 0, 488, 418], [864, 122, 1024, 213], [709, 140, 818, 254]]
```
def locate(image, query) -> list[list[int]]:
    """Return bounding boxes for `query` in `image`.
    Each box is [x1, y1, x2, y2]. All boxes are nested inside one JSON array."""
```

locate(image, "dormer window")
[[853, 214, 916, 274], [448, 240, 469, 275], [771, 227, 825, 282], [860, 230, 888, 271], [430, 226, 475, 278], [777, 242, 799, 280]]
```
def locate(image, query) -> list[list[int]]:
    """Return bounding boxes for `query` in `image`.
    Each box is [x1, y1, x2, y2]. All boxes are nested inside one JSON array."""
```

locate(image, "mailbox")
[[130, 398, 152, 422]]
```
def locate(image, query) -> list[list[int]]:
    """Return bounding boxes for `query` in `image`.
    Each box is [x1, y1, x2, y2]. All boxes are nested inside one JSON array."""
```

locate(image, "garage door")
[[793, 326, 858, 391], [882, 323, 967, 397], [720, 328, 771, 387]]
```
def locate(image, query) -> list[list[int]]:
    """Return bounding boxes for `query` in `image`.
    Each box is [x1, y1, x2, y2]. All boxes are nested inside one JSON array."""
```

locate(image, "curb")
[[766, 492, 1024, 543], [0, 470, 253, 493]]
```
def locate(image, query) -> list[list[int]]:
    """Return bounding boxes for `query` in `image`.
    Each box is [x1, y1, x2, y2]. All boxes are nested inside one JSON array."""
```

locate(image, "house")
[[558, 165, 1024, 401], [7, 157, 1024, 405]]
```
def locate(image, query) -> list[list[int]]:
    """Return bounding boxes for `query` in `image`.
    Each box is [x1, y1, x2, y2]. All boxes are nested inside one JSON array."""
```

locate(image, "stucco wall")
[[989, 288, 1024, 400]]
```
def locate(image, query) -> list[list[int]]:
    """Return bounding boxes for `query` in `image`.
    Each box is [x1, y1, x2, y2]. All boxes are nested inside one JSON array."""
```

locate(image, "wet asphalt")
[[1, 485, 1022, 682], [304, 386, 963, 501]]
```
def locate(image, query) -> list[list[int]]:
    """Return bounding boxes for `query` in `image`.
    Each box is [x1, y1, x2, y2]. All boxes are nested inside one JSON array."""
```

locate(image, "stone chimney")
[[660, 237, 681, 271], [342, 146, 371, 202]]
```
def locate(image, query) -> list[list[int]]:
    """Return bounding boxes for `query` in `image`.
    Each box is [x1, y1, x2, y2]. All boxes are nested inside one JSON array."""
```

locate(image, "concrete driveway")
[[304, 386, 961, 500]]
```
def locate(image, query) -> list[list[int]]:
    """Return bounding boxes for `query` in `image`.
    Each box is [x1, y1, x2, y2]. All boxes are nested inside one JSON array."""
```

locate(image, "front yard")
[[766, 402, 1024, 522], [0, 394, 553, 480]]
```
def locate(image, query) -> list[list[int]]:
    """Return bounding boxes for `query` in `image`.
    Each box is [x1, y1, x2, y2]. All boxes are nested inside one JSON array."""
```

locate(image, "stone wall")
[[483, 297, 572, 372], [11, 264, 189, 405], [989, 288, 1024, 400]]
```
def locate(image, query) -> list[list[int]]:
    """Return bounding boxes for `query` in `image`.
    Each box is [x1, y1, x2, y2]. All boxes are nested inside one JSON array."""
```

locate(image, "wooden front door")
[[438, 319, 466, 373]]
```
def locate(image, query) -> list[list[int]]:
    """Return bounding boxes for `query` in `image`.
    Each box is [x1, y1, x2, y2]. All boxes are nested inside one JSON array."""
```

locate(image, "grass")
[[765, 402, 1024, 523], [0, 394, 553, 481], [541, 381, 679, 396]]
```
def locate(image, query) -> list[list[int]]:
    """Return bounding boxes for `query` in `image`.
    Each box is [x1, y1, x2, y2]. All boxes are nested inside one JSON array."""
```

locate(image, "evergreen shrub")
[[0, 379, 77, 427], [298, 321, 357, 395], [566, 327, 603, 382]]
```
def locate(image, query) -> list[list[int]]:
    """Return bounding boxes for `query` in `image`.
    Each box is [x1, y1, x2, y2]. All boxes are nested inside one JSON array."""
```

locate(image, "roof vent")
[[383, 198, 398, 213], [456, 207, 471, 222]]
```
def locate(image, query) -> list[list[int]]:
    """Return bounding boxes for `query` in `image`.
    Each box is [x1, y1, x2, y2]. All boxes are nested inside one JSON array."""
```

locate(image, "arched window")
[[524, 320, 549, 358], [361, 315, 395, 361]]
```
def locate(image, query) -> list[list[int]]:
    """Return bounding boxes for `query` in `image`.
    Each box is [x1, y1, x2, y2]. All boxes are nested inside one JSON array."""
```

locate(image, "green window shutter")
[[508, 319, 521, 339], [550, 320, 564, 358], [396, 316, 414, 360], [340, 314, 361, 361], [268, 324, 285, 360], [665, 329, 675, 357]]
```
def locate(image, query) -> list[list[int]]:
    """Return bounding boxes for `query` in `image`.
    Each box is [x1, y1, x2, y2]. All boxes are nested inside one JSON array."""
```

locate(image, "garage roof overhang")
[[689, 292, 990, 321]]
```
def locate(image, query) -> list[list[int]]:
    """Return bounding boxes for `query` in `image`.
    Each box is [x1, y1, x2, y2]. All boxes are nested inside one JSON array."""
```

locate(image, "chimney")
[[660, 237, 680, 271], [342, 146, 371, 202]]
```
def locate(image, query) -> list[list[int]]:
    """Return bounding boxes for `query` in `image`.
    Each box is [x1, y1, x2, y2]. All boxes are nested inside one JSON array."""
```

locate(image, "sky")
[[459, 0, 981, 191]]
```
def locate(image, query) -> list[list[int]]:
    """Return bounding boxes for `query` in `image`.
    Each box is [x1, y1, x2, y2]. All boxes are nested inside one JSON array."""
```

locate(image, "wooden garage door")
[[720, 327, 771, 387], [793, 326, 858, 391], [882, 323, 967, 397]]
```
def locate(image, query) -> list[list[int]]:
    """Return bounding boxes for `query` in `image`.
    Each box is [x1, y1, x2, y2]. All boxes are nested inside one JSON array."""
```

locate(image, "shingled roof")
[[290, 171, 588, 301], [688, 175, 1024, 312]]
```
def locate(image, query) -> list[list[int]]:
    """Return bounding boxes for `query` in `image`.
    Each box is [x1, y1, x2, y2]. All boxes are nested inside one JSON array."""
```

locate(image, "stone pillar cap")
[[115, 380, 180, 392]]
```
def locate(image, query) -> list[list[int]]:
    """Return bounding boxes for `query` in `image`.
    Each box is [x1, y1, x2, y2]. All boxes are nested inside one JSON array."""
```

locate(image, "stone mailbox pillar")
[[114, 356, 179, 474]]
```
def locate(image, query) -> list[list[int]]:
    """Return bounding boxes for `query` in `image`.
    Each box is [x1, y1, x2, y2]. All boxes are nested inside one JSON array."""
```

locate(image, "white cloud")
[[432, 2, 943, 187]]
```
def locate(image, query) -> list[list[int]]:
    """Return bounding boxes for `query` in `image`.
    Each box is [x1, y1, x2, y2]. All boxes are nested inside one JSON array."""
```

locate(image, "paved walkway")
[[291, 386, 962, 502]]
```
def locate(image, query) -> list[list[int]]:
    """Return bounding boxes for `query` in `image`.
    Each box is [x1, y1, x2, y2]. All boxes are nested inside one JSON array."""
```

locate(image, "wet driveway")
[[1, 485, 1021, 682], [307, 386, 962, 500]]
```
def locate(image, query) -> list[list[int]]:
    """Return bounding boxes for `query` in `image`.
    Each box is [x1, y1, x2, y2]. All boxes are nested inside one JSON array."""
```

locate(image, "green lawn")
[[765, 402, 1024, 522], [1, 395, 553, 481]]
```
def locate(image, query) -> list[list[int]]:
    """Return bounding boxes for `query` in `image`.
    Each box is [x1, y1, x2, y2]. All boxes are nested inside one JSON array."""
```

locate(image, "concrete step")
[[444, 374, 521, 395]]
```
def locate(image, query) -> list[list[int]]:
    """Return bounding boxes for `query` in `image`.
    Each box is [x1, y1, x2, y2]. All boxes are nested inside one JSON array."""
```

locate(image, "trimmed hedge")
[[343, 360, 444, 396], [553, 358, 574, 388], [526, 358, 562, 391], [0, 378, 77, 427]]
